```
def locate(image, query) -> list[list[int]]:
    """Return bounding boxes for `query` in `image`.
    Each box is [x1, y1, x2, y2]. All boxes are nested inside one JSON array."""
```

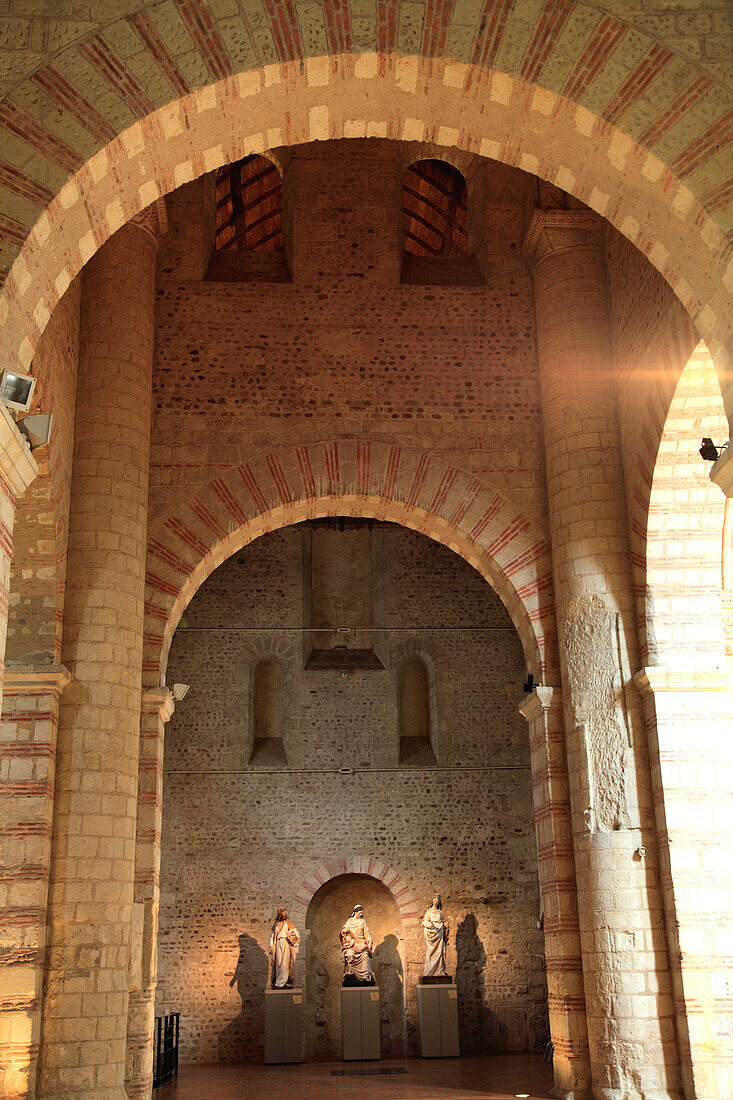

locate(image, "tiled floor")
[[153, 1054, 554, 1098]]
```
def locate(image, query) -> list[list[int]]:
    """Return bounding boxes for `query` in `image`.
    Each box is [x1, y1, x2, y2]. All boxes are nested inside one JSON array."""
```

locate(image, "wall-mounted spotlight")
[[172, 683, 190, 701], [17, 413, 53, 451], [700, 437, 722, 461], [0, 369, 37, 412]]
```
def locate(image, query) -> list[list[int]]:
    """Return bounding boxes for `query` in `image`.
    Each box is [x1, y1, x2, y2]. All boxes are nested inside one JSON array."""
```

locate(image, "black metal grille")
[[153, 1012, 180, 1088]]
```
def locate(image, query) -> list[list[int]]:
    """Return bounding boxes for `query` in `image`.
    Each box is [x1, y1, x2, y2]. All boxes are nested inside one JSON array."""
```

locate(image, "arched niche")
[[398, 653, 437, 766], [249, 656, 287, 766], [304, 872, 405, 1060], [207, 152, 290, 282]]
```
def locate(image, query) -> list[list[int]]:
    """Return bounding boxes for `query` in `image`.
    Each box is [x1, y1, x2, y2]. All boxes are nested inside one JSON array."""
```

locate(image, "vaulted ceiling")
[[0, 0, 730, 284]]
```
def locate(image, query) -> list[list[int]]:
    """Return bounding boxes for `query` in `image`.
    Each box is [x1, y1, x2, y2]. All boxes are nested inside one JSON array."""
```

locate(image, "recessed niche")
[[302, 518, 385, 670], [398, 654, 438, 766], [248, 657, 287, 766]]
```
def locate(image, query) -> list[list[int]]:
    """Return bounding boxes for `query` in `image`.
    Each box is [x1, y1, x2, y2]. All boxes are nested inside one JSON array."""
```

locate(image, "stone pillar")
[[634, 668, 733, 1100], [0, 666, 69, 1100], [524, 210, 681, 1100], [37, 206, 164, 1099], [518, 686, 591, 1096], [0, 404, 38, 703], [125, 687, 175, 1099]]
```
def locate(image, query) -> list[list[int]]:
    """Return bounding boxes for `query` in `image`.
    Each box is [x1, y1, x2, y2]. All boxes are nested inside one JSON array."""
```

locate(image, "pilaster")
[[634, 666, 733, 1100], [125, 688, 175, 1099], [0, 665, 70, 1100], [518, 687, 591, 1098]]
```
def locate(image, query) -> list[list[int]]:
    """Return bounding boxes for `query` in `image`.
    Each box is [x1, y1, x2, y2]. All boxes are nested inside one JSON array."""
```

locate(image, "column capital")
[[3, 663, 71, 696], [128, 198, 168, 250], [633, 664, 730, 695], [0, 400, 37, 498], [518, 684, 560, 722], [141, 686, 175, 723], [522, 209, 605, 270]]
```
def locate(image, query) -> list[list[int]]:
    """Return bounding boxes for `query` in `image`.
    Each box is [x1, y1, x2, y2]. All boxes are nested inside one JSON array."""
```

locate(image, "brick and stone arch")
[[142, 440, 556, 691], [2, 55, 731, 432], [287, 856, 419, 932]]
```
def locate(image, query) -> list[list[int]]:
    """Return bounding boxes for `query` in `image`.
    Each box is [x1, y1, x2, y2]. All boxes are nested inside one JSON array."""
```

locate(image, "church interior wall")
[[155, 523, 548, 1062], [148, 140, 547, 534]]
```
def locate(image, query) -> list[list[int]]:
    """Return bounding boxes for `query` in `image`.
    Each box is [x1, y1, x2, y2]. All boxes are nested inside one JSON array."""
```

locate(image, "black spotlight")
[[523, 672, 535, 694], [700, 437, 719, 461]]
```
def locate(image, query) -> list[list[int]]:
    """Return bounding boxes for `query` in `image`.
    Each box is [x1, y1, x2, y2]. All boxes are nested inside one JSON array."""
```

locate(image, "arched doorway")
[[305, 872, 405, 1060], [155, 517, 549, 1068]]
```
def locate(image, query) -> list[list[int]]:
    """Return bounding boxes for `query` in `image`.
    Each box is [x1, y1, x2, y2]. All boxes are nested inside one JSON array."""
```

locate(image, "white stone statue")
[[422, 894, 448, 977], [269, 906, 300, 988], [340, 904, 374, 984]]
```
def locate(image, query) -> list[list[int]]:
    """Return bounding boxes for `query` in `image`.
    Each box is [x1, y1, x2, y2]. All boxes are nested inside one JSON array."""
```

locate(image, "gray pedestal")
[[417, 983, 459, 1057], [264, 987, 303, 1064], [340, 985, 380, 1061]]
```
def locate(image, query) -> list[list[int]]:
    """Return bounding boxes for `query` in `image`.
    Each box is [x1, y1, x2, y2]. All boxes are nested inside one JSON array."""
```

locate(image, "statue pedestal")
[[264, 988, 303, 1064], [417, 982, 459, 1057], [340, 985, 380, 1061]]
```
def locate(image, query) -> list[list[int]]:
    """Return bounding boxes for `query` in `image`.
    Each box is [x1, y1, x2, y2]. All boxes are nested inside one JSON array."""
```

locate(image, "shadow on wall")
[[219, 932, 269, 1061], [456, 913, 488, 1054], [305, 924, 333, 1060], [374, 933, 405, 1057]]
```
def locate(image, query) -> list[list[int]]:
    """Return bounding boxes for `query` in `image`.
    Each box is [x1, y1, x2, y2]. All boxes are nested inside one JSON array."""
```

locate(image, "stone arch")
[[2, 54, 730, 419], [288, 855, 419, 932], [645, 340, 728, 671], [143, 440, 556, 689]]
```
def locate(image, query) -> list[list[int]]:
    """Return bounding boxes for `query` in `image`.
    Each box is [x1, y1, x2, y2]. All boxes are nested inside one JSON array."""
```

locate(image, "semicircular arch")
[[3, 55, 730, 421], [289, 855, 420, 931], [144, 440, 556, 689]]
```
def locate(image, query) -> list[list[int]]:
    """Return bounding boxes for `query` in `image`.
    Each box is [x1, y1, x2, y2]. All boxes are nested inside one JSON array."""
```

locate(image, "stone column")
[[524, 210, 681, 1100], [37, 205, 164, 1099], [0, 666, 69, 1100], [634, 668, 733, 1100], [518, 686, 591, 1096], [125, 687, 175, 1099]]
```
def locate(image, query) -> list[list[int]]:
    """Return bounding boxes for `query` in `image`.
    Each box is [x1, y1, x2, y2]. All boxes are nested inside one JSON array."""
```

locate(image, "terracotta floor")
[[153, 1054, 554, 1098]]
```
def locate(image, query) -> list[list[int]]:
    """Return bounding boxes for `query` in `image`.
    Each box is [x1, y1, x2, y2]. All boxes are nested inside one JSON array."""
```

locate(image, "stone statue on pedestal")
[[269, 907, 300, 988], [422, 894, 448, 978], [340, 904, 375, 985]]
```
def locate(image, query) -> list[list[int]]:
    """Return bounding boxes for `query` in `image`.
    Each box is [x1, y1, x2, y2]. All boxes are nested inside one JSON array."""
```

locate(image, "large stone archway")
[[2, 53, 731, 424], [142, 439, 557, 688]]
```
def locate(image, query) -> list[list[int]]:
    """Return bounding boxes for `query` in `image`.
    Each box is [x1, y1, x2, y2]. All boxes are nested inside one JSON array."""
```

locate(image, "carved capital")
[[523, 209, 605, 270], [518, 684, 560, 723], [141, 685, 175, 723], [129, 198, 168, 250], [633, 665, 730, 696]]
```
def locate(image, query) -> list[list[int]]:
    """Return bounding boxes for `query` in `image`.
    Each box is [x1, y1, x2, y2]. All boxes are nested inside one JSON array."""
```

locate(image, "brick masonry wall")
[[156, 524, 548, 1062], [149, 144, 547, 535]]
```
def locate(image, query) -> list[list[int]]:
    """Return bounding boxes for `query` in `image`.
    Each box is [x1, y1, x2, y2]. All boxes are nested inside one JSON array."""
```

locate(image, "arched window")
[[398, 655, 437, 765], [215, 154, 282, 252], [402, 159, 468, 257], [249, 657, 287, 765]]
